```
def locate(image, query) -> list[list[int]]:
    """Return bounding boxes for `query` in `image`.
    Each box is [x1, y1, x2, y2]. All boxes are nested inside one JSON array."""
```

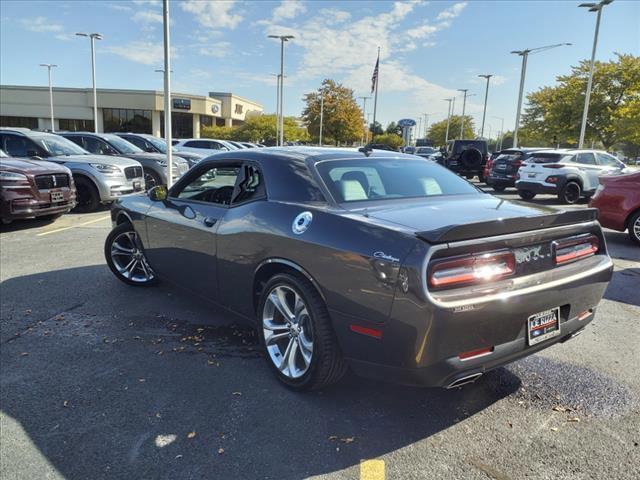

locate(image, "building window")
[[200, 115, 213, 133], [160, 112, 193, 138], [58, 118, 95, 132], [0, 116, 38, 129], [234, 104, 243, 115], [103, 108, 152, 133]]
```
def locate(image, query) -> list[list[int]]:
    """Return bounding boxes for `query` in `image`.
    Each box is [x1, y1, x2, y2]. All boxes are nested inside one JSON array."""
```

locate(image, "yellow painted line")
[[36, 215, 111, 237], [360, 459, 385, 480]]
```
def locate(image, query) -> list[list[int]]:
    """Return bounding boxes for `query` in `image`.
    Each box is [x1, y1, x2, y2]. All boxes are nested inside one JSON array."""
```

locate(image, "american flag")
[[371, 54, 379, 94]]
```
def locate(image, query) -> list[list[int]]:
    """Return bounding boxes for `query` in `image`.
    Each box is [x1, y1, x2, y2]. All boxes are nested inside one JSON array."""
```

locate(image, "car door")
[[574, 152, 600, 191], [596, 152, 625, 175], [143, 161, 242, 300]]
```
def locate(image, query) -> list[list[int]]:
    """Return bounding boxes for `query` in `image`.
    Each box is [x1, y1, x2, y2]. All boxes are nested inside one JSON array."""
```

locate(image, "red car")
[[589, 171, 640, 245]]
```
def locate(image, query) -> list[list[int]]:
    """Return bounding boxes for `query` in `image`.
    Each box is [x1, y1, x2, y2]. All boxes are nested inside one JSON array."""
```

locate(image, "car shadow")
[[604, 267, 640, 308], [0, 265, 521, 480], [0, 216, 57, 232]]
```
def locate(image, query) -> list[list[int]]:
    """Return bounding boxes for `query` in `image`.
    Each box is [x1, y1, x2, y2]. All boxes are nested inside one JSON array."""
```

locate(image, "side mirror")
[[148, 185, 168, 201]]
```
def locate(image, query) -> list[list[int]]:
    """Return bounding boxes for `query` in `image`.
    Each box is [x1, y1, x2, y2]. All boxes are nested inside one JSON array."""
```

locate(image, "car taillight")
[[542, 164, 563, 169], [512, 160, 523, 168], [552, 235, 599, 265], [487, 159, 494, 170], [428, 250, 515, 289]]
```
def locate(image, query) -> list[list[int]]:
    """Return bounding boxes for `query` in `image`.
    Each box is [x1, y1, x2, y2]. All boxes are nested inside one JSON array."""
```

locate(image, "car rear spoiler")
[[416, 208, 598, 244]]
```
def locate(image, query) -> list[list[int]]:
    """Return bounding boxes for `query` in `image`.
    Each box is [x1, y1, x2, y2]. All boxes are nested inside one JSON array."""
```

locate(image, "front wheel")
[[628, 210, 640, 246], [257, 273, 347, 391], [144, 169, 162, 191], [104, 222, 157, 286], [518, 190, 536, 200], [558, 181, 581, 204], [74, 177, 100, 213]]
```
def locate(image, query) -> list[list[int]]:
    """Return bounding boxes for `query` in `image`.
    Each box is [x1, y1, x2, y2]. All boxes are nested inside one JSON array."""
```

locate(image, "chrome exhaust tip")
[[446, 372, 483, 389]]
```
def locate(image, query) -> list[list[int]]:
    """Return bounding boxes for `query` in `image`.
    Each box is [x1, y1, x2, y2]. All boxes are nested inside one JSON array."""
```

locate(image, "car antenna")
[[358, 145, 373, 157]]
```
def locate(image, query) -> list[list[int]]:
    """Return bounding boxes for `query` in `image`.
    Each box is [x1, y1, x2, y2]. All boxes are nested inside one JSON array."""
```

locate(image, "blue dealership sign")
[[398, 118, 416, 128]]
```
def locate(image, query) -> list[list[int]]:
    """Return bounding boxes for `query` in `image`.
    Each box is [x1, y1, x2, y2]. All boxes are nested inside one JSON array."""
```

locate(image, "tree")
[[202, 114, 309, 145], [521, 53, 640, 150], [302, 79, 364, 145], [426, 115, 475, 147], [371, 133, 403, 150], [385, 121, 401, 135], [369, 121, 383, 136], [201, 125, 235, 140]]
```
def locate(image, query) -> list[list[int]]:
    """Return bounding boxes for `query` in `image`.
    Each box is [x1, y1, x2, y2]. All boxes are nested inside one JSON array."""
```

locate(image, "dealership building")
[[0, 85, 263, 138]]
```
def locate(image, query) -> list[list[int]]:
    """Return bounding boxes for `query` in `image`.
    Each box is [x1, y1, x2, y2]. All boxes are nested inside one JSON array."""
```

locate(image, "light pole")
[[75, 32, 102, 133], [511, 43, 571, 147], [268, 35, 294, 146], [270, 73, 281, 143], [39, 64, 57, 132], [319, 91, 324, 146], [161, 0, 173, 187], [358, 96, 370, 145], [578, 0, 613, 148], [444, 98, 453, 145], [457, 89, 469, 139], [478, 74, 493, 138], [493, 116, 505, 150]]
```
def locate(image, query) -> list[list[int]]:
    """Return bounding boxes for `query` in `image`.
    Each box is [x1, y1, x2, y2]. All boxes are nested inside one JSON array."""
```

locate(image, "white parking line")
[[36, 215, 111, 237]]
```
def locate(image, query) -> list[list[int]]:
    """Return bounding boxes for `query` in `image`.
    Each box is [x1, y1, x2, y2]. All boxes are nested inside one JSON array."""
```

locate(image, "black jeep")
[[443, 139, 488, 182]]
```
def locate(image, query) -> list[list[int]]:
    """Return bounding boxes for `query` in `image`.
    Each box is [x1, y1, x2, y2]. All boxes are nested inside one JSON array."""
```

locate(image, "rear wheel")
[[628, 210, 640, 246], [478, 174, 486, 184], [257, 273, 347, 391], [492, 185, 506, 192], [559, 181, 581, 204], [74, 177, 100, 213], [518, 190, 536, 200], [144, 169, 162, 191], [104, 222, 157, 286]]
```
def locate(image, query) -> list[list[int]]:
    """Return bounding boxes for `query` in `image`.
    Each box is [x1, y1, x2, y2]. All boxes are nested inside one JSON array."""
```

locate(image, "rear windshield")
[[529, 153, 574, 164], [315, 158, 480, 203], [416, 147, 437, 154], [452, 141, 487, 154], [103, 134, 143, 154]]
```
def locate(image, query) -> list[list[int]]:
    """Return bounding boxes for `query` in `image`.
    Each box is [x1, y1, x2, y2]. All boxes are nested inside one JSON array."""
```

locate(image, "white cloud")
[[181, 0, 243, 30], [318, 8, 351, 25], [406, 23, 439, 39], [436, 2, 468, 21], [106, 41, 176, 65], [133, 0, 161, 6], [273, 0, 306, 20], [198, 42, 232, 58], [108, 3, 133, 12], [133, 10, 163, 24], [21, 16, 63, 33]]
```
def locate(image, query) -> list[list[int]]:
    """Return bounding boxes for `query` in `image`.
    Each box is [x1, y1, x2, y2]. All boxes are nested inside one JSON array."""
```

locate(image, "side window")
[[231, 165, 265, 205], [576, 153, 596, 165], [184, 140, 208, 149], [173, 165, 241, 205], [82, 137, 112, 155], [2, 135, 35, 157], [64, 136, 85, 149], [597, 152, 621, 167], [124, 136, 146, 150]]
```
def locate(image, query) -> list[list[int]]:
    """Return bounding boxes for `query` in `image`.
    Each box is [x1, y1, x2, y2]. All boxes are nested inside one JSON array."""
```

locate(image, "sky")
[[1, 0, 639, 137]]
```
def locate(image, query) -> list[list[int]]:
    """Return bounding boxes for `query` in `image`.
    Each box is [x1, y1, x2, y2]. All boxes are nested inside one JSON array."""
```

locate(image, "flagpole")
[[371, 46, 380, 140]]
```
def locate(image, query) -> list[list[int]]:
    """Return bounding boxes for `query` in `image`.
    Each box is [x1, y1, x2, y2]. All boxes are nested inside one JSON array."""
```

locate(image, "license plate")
[[133, 181, 142, 190], [527, 307, 561, 346], [50, 191, 64, 202], [496, 164, 506, 170], [528, 173, 537, 178]]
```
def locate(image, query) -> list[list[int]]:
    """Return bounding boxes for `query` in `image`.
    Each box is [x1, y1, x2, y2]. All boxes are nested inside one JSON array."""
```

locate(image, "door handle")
[[203, 216, 217, 227]]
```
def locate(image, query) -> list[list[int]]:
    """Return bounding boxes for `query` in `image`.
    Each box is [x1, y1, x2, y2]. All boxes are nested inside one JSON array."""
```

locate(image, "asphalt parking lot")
[[1, 188, 639, 480]]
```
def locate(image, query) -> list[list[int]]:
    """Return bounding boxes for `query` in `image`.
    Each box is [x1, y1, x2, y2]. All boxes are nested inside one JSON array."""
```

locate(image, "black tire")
[[104, 222, 157, 286], [492, 185, 506, 192], [478, 173, 486, 184], [627, 210, 640, 246], [257, 273, 347, 391], [518, 190, 536, 200], [558, 181, 581, 204], [144, 169, 162, 191], [460, 148, 483, 169], [74, 177, 100, 213]]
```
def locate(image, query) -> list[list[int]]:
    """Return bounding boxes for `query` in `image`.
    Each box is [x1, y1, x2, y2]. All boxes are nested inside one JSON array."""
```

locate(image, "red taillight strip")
[[553, 235, 599, 265], [350, 324, 383, 339], [429, 250, 515, 289], [459, 347, 494, 361]]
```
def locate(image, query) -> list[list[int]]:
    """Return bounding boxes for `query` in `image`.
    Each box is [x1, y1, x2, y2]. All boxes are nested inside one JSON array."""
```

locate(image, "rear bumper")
[[515, 180, 558, 195], [487, 172, 517, 187]]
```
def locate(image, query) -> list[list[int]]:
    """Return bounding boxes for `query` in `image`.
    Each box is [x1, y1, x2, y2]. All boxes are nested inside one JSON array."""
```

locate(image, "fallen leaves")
[[218, 448, 225, 455], [328, 435, 356, 444], [20, 352, 29, 357], [187, 431, 197, 439], [232, 391, 242, 396], [567, 417, 580, 423], [63, 400, 69, 407], [550, 427, 559, 432]]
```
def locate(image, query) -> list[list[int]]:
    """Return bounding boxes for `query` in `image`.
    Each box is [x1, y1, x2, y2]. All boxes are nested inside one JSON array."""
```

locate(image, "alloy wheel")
[[110, 230, 155, 283], [565, 183, 580, 203], [634, 216, 640, 241], [262, 285, 314, 379], [144, 172, 158, 190]]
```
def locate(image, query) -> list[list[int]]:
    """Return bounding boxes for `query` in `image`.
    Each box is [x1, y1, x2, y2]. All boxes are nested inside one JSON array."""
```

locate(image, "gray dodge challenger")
[[105, 147, 613, 390]]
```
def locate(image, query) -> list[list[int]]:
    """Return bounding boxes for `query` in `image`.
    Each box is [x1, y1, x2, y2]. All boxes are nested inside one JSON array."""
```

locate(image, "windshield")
[[144, 136, 170, 153], [416, 147, 437, 154], [0, 149, 7, 158], [33, 135, 88, 156], [103, 134, 144, 154], [315, 158, 480, 203]]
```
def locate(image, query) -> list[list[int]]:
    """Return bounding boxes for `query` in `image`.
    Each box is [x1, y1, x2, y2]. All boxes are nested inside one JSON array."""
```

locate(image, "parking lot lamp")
[[39, 64, 57, 132], [268, 35, 294, 146], [444, 98, 453, 144], [578, 0, 613, 148], [319, 91, 324, 146], [75, 33, 102, 133], [358, 96, 370, 145], [492, 116, 504, 150], [457, 89, 469, 139], [478, 74, 493, 138], [511, 43, 571, 148], [161, 0, 173, 187]]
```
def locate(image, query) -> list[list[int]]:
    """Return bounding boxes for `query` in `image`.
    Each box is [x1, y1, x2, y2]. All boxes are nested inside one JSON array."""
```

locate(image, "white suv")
[[172, 138, 239, 157], [515, 149, 626, 204]]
